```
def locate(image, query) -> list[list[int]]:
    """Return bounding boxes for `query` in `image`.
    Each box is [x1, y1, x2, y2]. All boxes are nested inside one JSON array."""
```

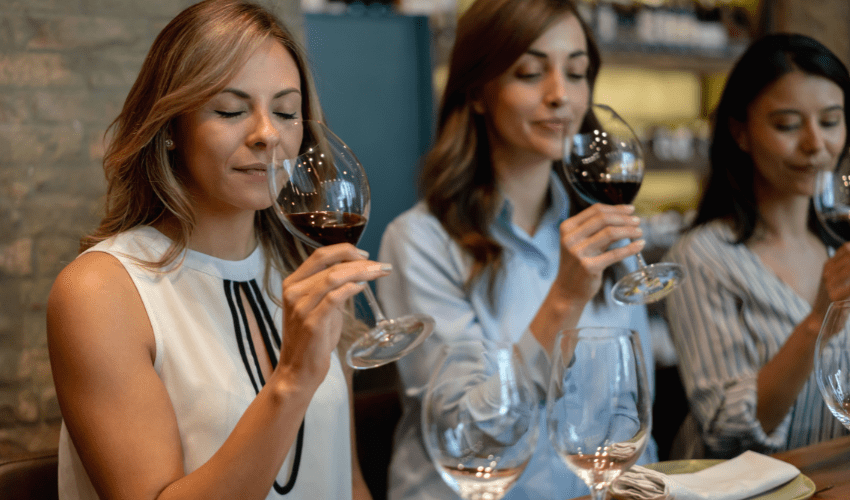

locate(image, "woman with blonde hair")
[[48, 1, 377, 498], [377, 0, 657, 498]]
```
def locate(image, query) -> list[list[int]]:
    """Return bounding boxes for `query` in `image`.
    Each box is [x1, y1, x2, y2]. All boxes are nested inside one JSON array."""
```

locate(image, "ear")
[[729, 117, 750, 152], [471, 97, 486, 115]]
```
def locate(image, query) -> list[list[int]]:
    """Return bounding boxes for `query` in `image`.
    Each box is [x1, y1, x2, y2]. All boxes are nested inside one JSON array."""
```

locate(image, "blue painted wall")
[[304, 13, 435, 259]]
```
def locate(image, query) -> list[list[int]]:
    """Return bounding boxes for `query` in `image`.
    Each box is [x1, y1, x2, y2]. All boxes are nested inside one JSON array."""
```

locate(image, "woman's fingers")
[[284, 259, 391, 316], [285, 243, 368, 283]]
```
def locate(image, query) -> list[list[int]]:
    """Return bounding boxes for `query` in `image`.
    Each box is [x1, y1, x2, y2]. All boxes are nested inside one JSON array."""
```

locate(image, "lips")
[[234, 163, 267, 176]]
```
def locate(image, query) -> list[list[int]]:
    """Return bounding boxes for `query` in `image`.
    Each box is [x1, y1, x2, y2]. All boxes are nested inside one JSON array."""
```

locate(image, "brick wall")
[[0, 0, 301, 456]]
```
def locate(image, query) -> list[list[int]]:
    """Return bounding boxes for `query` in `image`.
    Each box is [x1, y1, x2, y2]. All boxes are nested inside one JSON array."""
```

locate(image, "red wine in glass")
[[563, 104, 685, 305], [814, 157, 850, 245], [286, 211, 367, 246], [267, 120, 434, 369], [572, 178, 642, 206]]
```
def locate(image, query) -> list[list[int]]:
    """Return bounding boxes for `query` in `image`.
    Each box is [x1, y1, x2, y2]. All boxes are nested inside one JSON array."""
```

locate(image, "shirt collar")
[[494, 170, 571, 227]]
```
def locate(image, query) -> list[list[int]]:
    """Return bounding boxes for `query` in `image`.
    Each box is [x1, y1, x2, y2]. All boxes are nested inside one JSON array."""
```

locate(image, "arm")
[[529, 203, 645, 354], [756, 241, 850, 432], [49, 245, 389, 500]]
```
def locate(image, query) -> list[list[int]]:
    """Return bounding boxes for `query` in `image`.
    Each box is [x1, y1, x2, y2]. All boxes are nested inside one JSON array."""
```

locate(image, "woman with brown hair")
[[47, 1, 378, 498], [376, 0, 657, 498]]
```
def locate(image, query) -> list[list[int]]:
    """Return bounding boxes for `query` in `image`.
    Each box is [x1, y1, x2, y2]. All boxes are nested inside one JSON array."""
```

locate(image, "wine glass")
[[267, 119, 434, 369], [546, 327, 652, 500], [563, 103, 685, 305], [813, 153, 850, 246], [815, 299, 850, 430], [422, 339, 540, 500]]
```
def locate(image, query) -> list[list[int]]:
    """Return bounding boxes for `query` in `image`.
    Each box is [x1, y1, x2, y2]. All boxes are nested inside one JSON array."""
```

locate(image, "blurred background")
[[0, 0, 848, 496]]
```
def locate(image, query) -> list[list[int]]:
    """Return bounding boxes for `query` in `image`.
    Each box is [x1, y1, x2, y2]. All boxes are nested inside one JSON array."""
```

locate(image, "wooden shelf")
[[600, 42, 746, 74]]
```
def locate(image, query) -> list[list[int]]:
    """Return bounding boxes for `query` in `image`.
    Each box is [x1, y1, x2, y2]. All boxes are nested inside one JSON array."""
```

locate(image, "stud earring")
[[165, 139, 175, 149]]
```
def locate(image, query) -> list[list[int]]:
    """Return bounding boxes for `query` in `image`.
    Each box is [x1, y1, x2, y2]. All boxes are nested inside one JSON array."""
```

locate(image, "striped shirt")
[[665, 219, 848, 458]]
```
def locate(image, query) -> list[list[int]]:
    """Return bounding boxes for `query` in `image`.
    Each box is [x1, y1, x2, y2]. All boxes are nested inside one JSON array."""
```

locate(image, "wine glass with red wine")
[[267, 119, 434, 369], [814, 153, 850, 245], [563, 103, 685, 305]]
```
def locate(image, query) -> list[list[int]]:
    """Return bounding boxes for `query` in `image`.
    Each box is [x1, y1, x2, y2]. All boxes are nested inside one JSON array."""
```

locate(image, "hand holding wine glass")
[[546, 327, 652, 500], [563, 104, 685, 305], [267, 120, 434, 369], [422, 339, 539, 500]]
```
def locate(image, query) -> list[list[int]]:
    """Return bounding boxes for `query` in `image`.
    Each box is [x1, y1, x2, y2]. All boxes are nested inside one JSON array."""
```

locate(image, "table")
[[568, 434, 850, 499], [771, 434, 850, 499]]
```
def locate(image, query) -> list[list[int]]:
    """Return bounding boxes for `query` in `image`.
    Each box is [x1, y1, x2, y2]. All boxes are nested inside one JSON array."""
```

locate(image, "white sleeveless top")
[[57, 226, 352, 500]]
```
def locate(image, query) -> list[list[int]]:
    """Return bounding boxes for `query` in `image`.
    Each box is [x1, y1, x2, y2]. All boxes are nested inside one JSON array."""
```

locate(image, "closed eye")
[[215, 110, 243, 118]]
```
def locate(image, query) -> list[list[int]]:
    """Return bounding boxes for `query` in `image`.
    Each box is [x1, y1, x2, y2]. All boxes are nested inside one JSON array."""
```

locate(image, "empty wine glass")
[[563, 103, 685, 305], [813, 153, 850, 246], [267, 119, 434, 369], [546, 327, 652, 500], [815, 299, 850, 430], [422, 339, 540, 500]]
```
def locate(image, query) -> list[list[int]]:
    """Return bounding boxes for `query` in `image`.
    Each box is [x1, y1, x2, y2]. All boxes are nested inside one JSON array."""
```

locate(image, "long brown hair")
[[81, 1, 367, 342], [422, 0, 602, 294], [83, 0, 323, 275]]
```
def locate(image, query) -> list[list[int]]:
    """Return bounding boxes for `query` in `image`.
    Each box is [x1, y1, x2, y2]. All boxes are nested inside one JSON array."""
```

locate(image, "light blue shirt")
[[377, 173, 657, 500]]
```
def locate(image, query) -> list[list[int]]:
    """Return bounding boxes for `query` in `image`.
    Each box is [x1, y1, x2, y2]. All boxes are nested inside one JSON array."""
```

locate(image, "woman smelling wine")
[[46, 1, 378, 498], [376, 0, 657, 498], [665, 33, 850, 459]]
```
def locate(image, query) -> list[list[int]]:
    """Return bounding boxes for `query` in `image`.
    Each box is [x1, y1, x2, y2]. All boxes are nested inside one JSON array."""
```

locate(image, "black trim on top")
[[250, 280, 282, 348], [223, 279, 304, 496], [241, 281, 278, 368]]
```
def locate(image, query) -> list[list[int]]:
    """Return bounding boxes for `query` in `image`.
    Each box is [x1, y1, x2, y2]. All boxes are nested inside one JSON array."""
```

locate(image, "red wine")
[[573, 179, 642, 205], [287, 211, 366, 246], [822, 212, 850, 242]]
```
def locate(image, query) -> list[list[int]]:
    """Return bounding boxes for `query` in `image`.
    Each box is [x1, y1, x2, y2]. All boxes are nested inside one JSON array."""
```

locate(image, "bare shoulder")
[[47, 250, 155, 366]]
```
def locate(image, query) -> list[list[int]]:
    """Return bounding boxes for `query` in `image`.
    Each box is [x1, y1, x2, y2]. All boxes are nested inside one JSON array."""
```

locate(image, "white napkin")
[[609, 451, 801, 500]]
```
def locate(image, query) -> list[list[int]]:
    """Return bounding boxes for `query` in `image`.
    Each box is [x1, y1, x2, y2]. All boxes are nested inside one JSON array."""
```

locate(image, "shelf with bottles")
[[580, 0, 754, 74]]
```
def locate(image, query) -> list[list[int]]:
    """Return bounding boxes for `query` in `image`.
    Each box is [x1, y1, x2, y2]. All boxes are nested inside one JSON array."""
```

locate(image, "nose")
[[800, 121, 826, 155], [545, 71, 569, 108], [247, 110, 280, 150]]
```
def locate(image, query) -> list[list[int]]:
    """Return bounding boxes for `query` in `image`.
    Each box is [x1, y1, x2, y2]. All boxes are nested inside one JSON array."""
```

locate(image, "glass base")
[[611, 262, 685, 306], [346, 313, 435, 369]]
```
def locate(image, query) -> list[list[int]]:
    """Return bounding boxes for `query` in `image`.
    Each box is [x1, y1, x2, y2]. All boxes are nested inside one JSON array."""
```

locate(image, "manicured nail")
[[635, 227, 643, 236], [357, 249, 369, 258], [631, 216, 641, 224], [636, 239, 646, 249], [369, 263, 393, 272]]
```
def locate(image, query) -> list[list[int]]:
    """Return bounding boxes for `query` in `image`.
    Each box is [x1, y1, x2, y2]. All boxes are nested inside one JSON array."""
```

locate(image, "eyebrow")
[[526, 48, 588, 60], [769, 105, 844, 117], [221, 88, 301, 99]]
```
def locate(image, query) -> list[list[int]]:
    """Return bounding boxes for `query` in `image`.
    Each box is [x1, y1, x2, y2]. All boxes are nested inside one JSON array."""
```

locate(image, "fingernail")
[[636, 239, 646, 249], [369, 263, 393, 272], [357, 249, 369, 258], [635, 227, 643, 236], [626, 205, 636, 213], [631, 216, 641, 224], [356, 281, 367, 287]]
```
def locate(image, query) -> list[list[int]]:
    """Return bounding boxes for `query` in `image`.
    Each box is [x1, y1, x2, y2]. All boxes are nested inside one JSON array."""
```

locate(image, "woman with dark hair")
[[666, 33, 850, 458], [47, 1, 378, 498], [376, 0, 656, 498]]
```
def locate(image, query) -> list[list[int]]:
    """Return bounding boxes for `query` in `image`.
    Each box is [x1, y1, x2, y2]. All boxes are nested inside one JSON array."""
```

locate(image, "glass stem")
[[589, 485, 609, 500], [634, 250, 649, 270], [361, 285, 388, 323]]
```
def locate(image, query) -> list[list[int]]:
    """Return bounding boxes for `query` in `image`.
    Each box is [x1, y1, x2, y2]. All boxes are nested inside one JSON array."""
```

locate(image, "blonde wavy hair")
[[82, 0, 365, 347]]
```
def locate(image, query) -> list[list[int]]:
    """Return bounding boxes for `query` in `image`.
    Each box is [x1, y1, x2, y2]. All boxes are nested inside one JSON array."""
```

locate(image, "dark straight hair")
[[692, 33, 850, 244]]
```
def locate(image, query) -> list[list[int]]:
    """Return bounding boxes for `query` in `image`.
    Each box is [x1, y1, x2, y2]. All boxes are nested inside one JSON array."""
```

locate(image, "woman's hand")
[[276, 243, 391, 389], [813, 241, 850, 320], [529, 204, 644, 352], [553, 203, 645, 303]]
